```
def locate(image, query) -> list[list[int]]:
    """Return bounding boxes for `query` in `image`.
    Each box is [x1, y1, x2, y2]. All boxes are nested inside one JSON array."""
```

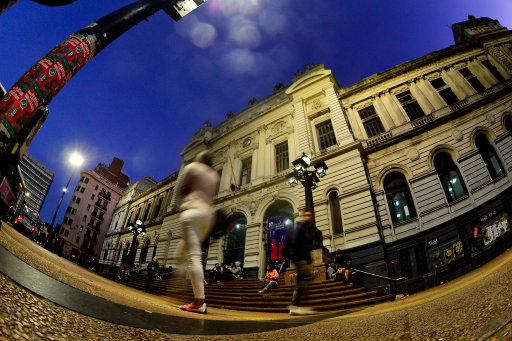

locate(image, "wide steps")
[[101, 272, 394, 312]]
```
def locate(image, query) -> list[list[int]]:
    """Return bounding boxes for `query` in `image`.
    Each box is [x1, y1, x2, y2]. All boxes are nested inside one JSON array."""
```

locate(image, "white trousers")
[[181, 208, 214, 299]]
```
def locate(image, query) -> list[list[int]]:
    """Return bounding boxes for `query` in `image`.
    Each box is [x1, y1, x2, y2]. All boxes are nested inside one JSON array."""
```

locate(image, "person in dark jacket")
[[145, 257, 160, 293], [288, 209, 316, 315], [474, 223, 485, 267]]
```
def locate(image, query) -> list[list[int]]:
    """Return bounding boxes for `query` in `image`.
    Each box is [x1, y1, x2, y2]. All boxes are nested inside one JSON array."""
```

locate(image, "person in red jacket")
[[474, 223, 485, 267], [259, 263, 279, 294]]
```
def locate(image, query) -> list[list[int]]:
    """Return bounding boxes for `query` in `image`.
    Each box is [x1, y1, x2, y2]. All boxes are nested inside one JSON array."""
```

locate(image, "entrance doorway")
[[224, 213, 247, 267]]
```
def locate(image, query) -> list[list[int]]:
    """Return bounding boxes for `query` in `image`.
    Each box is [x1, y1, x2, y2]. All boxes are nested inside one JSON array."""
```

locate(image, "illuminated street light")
[[50, 152, 84, 227], [125, 219, 146, 266], [288, 152, 328, 209]]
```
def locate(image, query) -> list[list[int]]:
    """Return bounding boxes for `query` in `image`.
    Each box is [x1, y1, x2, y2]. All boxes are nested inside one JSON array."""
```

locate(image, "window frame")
[[458, 67, 486, 92], [384, 173, 417, 224], [239, 157, 252, 186], [396, 91, 426, 120], [434, 152, 468, 203], [329, 191, 343, 235], [316, 121, 337, 152], [475, 135, 505, 180], [275, 141, 290, 173], [358, 106, 386, 138], [430, 77, 459, 105]]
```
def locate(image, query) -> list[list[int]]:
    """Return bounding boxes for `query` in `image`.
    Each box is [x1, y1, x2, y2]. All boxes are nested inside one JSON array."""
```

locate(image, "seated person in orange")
[[259, 263, 279, 294]]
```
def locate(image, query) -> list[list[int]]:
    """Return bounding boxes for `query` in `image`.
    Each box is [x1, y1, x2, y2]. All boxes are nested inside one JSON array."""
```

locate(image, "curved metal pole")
[[50, 164, 76, 227]]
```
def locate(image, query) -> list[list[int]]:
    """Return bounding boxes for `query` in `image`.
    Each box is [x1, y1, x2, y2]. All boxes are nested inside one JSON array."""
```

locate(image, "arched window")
[[224, 214, 247, 266], [475, 134, 504, 179], [329, 192, 343, 234], [384, 173, 417, 223], [505, 118, 512, 135], [434, 152, 468, 202]]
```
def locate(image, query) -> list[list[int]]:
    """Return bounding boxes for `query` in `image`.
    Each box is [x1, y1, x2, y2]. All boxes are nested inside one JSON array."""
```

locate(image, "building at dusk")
[[59, 157, 129, 264], [18, 152, 54, 218], [100, 15, 512, 294]]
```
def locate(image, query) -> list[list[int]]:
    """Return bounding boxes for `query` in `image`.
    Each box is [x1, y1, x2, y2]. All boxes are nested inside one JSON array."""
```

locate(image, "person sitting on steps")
[[341, 259, 358, 283], [207, 263, 221, 284], [327, 261, 342, 282], [259, 263, 279, 294]]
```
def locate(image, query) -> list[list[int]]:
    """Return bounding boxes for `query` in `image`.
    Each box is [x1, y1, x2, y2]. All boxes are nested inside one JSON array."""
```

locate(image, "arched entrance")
[[224, 213, 247, 267], [264, 201, 295, 273]]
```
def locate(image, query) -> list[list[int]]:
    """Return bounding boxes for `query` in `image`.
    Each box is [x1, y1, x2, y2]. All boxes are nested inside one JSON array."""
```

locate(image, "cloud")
[[258, 6, 288, 36], [223, 48, 255, 74], [174, 14, 218, 49]]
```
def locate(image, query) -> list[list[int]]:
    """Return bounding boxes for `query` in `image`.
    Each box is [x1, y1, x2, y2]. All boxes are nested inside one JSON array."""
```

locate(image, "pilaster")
[[440, 67, 465, 101], [409, 79, 435, 114], [417, 76, 445, 109], [292, 99, 312, 156], [383, 90, 407, 124], [373, 94, 396, 129], [448, 66, 475, 96], [323, 85, 354, 146]]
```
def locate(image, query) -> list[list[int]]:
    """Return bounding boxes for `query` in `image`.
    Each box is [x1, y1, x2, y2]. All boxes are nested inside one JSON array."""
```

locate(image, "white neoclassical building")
[[100, 15, 512, 294]]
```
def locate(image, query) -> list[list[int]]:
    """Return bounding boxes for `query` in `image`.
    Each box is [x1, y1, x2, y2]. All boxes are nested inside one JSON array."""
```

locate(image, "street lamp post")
[[287, 153, 328, 248], [50, 153, 83, 227], [125, 219, 146, 266]]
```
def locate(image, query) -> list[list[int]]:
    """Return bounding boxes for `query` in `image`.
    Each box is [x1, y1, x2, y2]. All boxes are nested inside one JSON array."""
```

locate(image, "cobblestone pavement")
[[2, 221, 512, 340]]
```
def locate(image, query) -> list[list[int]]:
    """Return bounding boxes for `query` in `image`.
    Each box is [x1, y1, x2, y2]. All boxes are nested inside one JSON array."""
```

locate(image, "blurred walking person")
[[178, 151, 219, 314], [288, 209, 317, 315]]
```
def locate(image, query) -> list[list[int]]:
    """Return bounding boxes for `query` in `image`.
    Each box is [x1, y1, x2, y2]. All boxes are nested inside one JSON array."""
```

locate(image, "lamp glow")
[[136, 219, 142, 226], [70, 153, 84, 166], [295, 163, 305, 174], [288, 175, 298, 187], [316, 166, 326, 178], [302, 154, 311, 166], [128, 226, 133, 231], [311, 180, 318, 190]]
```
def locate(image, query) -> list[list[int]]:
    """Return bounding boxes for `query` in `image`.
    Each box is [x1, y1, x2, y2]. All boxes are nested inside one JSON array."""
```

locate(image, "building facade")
[[100, 171, 178, 271], [98, 175, 157, 270], [59, 157, 129, 263], [100, 16, 512, 294], [18, 152, 54, 218]]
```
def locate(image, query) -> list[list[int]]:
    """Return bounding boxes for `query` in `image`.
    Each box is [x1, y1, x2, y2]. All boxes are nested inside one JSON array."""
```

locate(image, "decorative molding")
[[492, 173, 507, 184], [452, 129, 463, 141], [494, 132, 510, 144], [409, 169, 437, 184], [419, 203, 448, 217], [457, 149, 480, 163], [448, 195, 469, 207], [392, 217, 418, 228], [470, 180, 493, 194], [344, 222, 377, 233]]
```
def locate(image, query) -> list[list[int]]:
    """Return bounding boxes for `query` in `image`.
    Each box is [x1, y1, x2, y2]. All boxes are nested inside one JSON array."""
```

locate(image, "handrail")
[[355, 269, 408, 296]]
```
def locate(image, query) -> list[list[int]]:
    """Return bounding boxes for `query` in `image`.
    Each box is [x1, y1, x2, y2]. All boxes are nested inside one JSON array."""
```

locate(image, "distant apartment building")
[[18, 152, 54, 218], [59, 157, 129, 263]]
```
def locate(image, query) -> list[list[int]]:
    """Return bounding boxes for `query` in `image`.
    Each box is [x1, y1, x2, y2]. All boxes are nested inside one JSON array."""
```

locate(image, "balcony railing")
[[98, 191, 111, 201], [84, 235, 97, 243], [94, 201, 108, 211], [91, 214, 104, 222]]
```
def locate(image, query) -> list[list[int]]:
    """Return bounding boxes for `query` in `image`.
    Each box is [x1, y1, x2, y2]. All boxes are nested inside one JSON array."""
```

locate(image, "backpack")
[[209, 209, 231, 239]]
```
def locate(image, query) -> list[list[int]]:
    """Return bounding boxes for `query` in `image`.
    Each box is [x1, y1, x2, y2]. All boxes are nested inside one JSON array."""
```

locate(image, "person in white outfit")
[[178, 151, 219, 314]]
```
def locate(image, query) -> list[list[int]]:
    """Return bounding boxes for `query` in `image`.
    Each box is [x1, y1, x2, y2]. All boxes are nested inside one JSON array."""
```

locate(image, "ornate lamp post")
[[126, 219, 145, 266], [286, 153, 328, 248]]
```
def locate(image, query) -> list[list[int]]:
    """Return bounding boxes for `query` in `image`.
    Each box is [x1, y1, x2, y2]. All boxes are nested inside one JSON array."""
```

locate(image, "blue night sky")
[[0, 0, 511, 224]]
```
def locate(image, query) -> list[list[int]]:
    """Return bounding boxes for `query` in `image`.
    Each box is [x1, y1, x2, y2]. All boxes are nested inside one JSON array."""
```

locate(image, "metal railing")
[[355, 269, 408, 296]]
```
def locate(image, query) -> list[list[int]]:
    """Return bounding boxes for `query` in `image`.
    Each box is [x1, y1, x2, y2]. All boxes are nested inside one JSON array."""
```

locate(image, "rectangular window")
[[80, 226, 83, 232], [76, 198, 81, 204], [68, 219, 73, 226], [92, 208, 98, 216], [72, 196, 76, 202], [396, 91, 425, 120], [215, 170, 222, 194], [80, 187, 85, 193], [143, 203, 151, 221], [458, 67, 486, 92], [95, 185, 99, 190], [358, 106, 386, 138], [103, 250, 108, 260], [80, 176, 85, 182], [76, 237, 80, 243], [64, 230, 69, 237], [98, 212, 104, 220], [91, 194, 95, 200], [481, 60, 505, 82], [66, 206, 72, 213], [275, 142, 289, 173], [64, 217, 68, 224], [97, 199, 102, 205], [316, 121, 337, 151], [83, 215, 87, 222], [87, 204, 91, 211], [240, 157, 252, 186], [76, 186, 80, 192], [71, 208, 77, 215], [84, 177, 89, 184], [430, 78, 459, 105], [153, 198, 163, 218]]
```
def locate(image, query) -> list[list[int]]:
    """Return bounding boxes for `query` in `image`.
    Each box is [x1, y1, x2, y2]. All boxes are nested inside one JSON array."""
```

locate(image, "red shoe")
[[179, 303, 206, 314]]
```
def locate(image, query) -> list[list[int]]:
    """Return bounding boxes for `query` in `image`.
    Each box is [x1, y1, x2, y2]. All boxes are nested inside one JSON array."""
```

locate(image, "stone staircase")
[[101, 273, 394, 312]]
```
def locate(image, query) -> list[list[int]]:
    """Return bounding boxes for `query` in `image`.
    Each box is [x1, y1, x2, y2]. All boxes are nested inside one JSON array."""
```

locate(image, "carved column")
[[257, 125, 266, 178], [408, 79, 435, 114], [292, 99, 312, 156], [323, 85, 353, 145], [471, 58, 497, 86], [373, 94, 396, 129], [447, 66, 475, 96], [287, 125, 297, 165], [265, 137, 273, 177], [487, 52, 511, 78], [417, 76, 445, 109], [345, 105, 364, 139], [251, 141, 258, 179], [347, 105, 365, 140], [383, 90, 407, 124], [440, 67, 465, 100]]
